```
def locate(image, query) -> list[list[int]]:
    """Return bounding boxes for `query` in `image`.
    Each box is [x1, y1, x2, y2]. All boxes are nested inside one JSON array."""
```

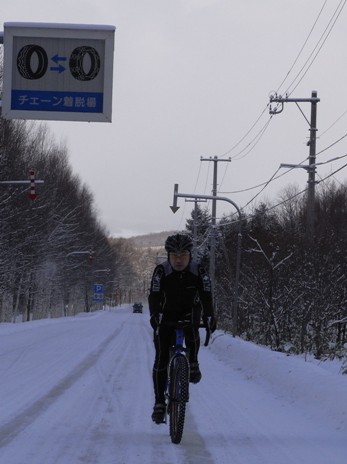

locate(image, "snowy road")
[[1, 307, 347, 464]]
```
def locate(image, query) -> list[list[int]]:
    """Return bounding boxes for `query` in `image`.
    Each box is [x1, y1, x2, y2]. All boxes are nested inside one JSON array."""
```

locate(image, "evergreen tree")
[[185, 204, 211, 264]]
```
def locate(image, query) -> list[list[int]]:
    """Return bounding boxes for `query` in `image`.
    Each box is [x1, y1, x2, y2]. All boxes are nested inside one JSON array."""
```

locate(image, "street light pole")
[[200, 156, 231, 294]]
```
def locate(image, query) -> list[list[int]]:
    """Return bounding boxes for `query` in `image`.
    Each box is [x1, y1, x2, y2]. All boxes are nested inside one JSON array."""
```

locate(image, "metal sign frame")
[[2, 22, 115, 122]]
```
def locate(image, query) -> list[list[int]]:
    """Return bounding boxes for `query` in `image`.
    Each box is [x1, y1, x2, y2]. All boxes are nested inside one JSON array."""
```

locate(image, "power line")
[[317, 133, 347, 155], [220, 152, 347, 219], [221, 158, 347, 227], [285, 0, 347, 95], [212, 156, 347, 234], [275, 0, 328, 94], [216, 0, 337, 163], [230, 117, 273, 161], [176, 1, 347, 234], [218, 105, 271, 159], [320, 110, 347, 137], [192, 160, 203, 193]]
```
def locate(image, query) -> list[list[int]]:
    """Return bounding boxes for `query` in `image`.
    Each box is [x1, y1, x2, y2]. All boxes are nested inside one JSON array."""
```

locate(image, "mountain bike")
[[165, 320, 211, 444]]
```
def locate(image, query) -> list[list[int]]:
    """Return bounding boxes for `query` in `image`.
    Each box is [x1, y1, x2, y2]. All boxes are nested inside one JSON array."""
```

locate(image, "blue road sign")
[[94, 284, 104, 294], [93, 283, 104, 302]]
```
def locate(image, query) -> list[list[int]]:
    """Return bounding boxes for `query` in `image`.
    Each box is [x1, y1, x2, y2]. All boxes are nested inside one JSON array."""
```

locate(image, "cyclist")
[[149, 233, 216, 424]]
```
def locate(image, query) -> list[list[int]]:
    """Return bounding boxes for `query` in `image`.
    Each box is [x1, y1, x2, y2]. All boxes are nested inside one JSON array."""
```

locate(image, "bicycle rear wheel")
[[169, 354, 189, 444]]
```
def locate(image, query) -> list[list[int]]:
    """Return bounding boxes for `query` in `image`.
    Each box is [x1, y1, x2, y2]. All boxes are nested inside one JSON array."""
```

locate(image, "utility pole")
[[270, 90, 319, 239], [307, 91, 319, 239], [200, 156, 231, 292]]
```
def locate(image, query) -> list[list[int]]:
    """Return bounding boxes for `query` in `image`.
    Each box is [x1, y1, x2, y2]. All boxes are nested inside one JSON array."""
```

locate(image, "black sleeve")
[[148, 265, 164, 316]]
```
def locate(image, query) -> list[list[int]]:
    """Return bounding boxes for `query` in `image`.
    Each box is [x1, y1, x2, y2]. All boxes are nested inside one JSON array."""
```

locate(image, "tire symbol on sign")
[[69, 46, 101, 81], [16, 44, 101, 81], [17, 44, 48, 80]]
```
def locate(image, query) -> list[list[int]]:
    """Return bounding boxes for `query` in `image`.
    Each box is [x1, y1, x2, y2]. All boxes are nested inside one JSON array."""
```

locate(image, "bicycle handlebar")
[[158, 319, 211, 347]]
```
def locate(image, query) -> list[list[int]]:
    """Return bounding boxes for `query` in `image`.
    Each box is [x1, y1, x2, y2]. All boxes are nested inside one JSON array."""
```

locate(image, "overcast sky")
[[2, 0, 347, 237]]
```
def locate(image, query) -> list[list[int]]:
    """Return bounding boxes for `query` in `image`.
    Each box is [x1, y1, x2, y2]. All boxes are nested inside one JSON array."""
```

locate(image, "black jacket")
[[148, 259, 214, 324]]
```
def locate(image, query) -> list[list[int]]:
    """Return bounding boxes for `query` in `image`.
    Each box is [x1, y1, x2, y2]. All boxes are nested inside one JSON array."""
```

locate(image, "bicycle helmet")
[[165, 233, 193, 253]]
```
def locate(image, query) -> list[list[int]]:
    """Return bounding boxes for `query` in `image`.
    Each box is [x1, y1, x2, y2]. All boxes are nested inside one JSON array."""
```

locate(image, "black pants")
[[152, 325, 200, 403]]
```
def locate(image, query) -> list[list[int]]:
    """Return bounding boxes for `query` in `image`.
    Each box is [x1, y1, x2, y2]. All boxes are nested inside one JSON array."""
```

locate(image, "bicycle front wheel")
[[169, 354, 189, 444]]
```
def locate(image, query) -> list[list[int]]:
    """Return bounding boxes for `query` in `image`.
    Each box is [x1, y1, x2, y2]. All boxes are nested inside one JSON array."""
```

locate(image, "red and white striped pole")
[[28, 170, 37, 201]]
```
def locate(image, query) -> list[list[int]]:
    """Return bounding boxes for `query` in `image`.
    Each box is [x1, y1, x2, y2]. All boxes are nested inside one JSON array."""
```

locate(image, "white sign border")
[[2, 22, 115, 123]]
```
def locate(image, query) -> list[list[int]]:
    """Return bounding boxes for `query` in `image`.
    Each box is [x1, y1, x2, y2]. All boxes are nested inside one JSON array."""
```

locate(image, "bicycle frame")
[[166, 326, 189, 402], [173, 327, 185, 353]]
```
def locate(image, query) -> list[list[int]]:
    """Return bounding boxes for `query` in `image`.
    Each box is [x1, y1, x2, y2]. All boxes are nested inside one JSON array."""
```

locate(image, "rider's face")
[[169, 251, 190, 271]]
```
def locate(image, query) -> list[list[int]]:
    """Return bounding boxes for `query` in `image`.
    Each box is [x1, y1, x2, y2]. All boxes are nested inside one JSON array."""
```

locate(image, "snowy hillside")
[[0, 307, 346, 464]]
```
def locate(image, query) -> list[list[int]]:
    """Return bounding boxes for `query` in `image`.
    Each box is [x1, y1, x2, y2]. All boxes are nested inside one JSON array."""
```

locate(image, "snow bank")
[[209, 332, 347, 433]]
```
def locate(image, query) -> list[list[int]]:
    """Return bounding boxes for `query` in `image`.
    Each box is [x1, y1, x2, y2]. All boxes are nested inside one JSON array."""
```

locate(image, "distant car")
[[132, 302, 143, 313]]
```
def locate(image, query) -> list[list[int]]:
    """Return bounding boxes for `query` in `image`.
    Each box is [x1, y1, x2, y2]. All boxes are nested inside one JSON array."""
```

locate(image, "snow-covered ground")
[[1, 306, 346, 464]]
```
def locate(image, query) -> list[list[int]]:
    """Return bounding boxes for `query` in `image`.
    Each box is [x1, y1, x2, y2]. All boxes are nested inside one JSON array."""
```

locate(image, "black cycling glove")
[[150, 314, 160, 330], [203, 315, 217, 333]]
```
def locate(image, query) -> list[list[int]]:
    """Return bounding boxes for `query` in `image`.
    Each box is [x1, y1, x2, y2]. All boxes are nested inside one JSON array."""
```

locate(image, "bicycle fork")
[[166, 329, 190, 411]]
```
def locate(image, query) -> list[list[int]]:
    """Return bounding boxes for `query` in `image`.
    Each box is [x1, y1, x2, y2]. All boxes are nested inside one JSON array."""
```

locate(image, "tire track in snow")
[[73, 314, 158, 464], [0, 325, 123, 448]]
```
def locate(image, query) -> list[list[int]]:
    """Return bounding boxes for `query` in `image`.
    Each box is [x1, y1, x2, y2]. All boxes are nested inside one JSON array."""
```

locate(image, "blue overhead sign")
[[11, 90, 104, 113], [11, 90, 103, 113], [2, 22, 115, 122]]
